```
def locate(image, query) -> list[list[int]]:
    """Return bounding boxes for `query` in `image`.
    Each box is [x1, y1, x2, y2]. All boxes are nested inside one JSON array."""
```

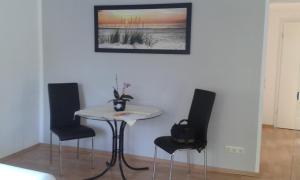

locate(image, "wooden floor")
[[1, 127, 299, 180]]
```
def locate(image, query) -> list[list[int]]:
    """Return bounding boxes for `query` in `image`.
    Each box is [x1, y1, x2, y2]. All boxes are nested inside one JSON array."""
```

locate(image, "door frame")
[[273, 18, 300, 128]]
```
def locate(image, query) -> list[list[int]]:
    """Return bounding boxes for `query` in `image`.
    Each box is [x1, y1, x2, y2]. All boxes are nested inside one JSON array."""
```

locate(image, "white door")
[[276, 22, 300, 130]]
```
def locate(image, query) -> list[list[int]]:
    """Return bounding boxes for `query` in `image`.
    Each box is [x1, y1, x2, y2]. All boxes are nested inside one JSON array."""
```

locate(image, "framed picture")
[[94, 3, 192, 54]]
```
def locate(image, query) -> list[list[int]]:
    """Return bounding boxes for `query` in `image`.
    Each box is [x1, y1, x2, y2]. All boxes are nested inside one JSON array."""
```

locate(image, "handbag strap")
[[178, 119, 188, 125]]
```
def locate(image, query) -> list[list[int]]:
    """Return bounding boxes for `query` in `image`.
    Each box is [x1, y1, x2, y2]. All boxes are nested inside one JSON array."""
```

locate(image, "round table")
[[75, 105, 162, 180]]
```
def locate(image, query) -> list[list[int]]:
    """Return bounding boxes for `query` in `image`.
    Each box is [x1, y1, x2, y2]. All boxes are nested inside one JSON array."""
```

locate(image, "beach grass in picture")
[[94, 3, 192, 54]]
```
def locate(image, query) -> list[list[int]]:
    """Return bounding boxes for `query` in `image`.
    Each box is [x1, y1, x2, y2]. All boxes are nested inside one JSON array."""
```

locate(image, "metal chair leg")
[[204, 147, 207, 180], [59, 141, 62, 176], [50, 132, 53, 164], [169, 154, 174, 180], [77, 139, 79, 159], [152, 146, 158, 180], [187, 150, 191, 174], [91, 137, 94, 169]]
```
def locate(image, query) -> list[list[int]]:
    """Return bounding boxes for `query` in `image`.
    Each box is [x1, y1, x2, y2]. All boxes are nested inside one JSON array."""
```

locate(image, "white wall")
[[0, 0, 40, 158], [42, 0, 266, 172], [263, 3, 300, 125]]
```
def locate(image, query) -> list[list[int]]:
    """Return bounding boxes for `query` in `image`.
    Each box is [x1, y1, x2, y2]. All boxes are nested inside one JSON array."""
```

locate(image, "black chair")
[[48, 83, 96, 175], [152, 89, 216, 180]]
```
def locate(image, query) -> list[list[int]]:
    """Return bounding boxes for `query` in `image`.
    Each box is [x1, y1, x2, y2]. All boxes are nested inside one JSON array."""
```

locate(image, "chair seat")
[[154, 136, 206, 154], [52, 125, 95, 141]]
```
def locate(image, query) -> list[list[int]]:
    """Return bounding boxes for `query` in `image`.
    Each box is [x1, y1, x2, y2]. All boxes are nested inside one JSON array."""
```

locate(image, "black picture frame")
[[94, 3, 192, 54]]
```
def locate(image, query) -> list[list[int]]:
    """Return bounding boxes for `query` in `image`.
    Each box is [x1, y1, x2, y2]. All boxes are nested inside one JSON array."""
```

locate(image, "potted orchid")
[[109, 75, 134, 111]]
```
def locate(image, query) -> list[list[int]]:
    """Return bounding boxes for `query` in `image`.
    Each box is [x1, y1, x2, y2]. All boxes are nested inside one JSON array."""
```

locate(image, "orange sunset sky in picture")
[[98, 8, 187, 28]]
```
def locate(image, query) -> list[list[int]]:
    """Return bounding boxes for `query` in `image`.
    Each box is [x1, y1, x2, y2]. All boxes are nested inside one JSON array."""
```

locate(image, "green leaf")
[[113, 88, 120, 99], [120, 94, 134, 100], [120, 94, 124, 99]]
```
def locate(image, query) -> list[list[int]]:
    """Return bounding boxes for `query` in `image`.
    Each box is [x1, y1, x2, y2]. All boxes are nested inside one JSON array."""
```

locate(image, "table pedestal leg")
[[85, 121, 117, 180], [106, 121, 118, 167], [119, 122, 149, 171], [118, 122, 127, 179], [85, 121, 149, 180]]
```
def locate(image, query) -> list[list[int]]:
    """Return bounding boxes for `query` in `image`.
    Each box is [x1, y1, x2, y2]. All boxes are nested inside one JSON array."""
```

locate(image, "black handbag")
[[171, 119, 196, 143]]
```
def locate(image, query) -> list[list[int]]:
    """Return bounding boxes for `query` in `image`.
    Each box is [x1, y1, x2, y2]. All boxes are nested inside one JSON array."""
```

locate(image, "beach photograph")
[[94, 5, 191, 53]]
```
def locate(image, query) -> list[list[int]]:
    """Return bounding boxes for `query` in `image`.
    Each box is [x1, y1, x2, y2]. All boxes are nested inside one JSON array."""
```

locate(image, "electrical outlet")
[[225, 146, 245, 154]]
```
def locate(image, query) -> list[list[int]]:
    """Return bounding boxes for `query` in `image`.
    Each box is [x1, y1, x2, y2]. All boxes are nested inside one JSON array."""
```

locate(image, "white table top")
[[75, 104, 162, 126]]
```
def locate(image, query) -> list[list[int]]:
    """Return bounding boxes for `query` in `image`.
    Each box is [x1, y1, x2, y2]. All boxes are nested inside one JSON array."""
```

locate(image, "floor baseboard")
[[0, 143, 259, 177], [262, 124, 274, 128], [0, 144, 40, 162]]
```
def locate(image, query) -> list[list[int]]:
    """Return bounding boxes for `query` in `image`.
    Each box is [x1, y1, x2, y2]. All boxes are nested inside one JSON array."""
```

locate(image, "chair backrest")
[[188, 89, 216, 144], [48, 83, 80, 130]]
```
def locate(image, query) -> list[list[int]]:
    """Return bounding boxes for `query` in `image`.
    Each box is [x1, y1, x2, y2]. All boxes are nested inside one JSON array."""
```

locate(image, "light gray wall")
[[0, 0, 40, 158], [42, 0, 266, 172]]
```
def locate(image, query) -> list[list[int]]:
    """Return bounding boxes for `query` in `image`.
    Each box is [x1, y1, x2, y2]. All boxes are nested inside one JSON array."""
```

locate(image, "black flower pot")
[[113, 99, 126, 112]]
